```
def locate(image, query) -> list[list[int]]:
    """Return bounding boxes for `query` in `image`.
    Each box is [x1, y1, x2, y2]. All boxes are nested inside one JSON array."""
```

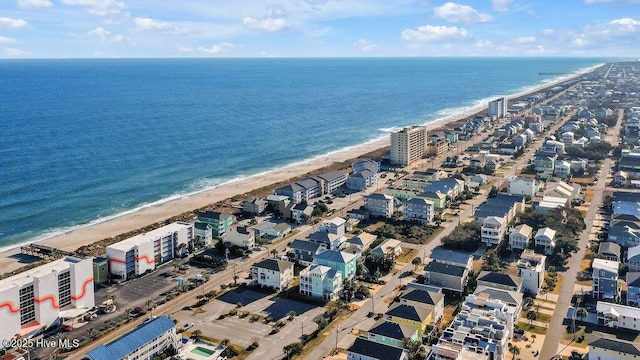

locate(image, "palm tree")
[[526, 310, 537, 325], [411, 257, 422, 271], [191, 329, 202, 340], [530, 333, 537, 345], [508, 344, 520, 360]]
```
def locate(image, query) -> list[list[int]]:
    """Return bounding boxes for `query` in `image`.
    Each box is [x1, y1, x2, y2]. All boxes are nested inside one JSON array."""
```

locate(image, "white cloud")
[[178, 46, 193, 52], [134, 18, 190, 35], [515, 36, 536, 44], [0, 17, 28, 29], [433, 2, 493, 24], [17, 0, 53, 9], [609, 18, 640, 31], [474, 40, 493, 48], [4, 47, 31, 56], [242, 17, 291, 32], [492, 0, 512, 12], [0, 36, 17, 43], [355, 39, 378, 52], [541, 28, 554, 36], [198, 42, 234, 54], [401, 25, 470, 43], [572, 34, 589, 47], [59, 0, 125, 16], [87, 27, 127, 42]]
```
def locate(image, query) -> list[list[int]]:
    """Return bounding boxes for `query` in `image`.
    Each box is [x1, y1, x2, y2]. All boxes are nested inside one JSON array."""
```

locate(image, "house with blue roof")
[[84, 316, 179, 360], [423, 178, 465, 200]]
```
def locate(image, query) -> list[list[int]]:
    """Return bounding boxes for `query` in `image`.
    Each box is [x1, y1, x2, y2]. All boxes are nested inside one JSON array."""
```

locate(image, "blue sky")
[[1, 0, 639, 58]]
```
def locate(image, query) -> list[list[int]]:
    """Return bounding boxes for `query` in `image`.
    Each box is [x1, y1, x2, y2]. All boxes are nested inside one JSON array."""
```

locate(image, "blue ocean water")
[[0, 57, 609, 248]]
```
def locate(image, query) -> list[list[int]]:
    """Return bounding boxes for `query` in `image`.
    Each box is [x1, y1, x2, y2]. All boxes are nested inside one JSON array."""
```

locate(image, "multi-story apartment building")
[[299, 264, 343, 300], [488, 97, 508, 118], [597, 302, 640, 331], [0, 256, 94, 344], [390, 126, 428, 166], [107, 222, 194, 282], [402, 197, 435, 224], [364, 193, 394, 218]]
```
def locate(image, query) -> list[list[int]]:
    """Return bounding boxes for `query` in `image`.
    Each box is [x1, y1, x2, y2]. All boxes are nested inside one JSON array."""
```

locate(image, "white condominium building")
[[0, 256, 95, 344], [391, 126, 428, 166], [107, 221, 194, 282]]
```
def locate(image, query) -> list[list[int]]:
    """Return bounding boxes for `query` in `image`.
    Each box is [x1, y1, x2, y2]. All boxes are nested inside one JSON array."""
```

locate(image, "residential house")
[[533, 155, 556, 179], [400, 286, 445, 323], [598, 242, 622, 262], [288, 239, 327, 266], [299, 264, 342, 300], [481, 216, 507, 246], [274, 178, 323, 204], [365, 320, 419, 348], [424, 261, 469, 293], [507, 176, 540, 198], [509, 224, 533, 250], [347, 170, 376, 191], [387, 186, 421, 200], [445, 131, 458, 143], [266, 223, 292, 239], [419, 191, 448, 211], [84, 316, 179, 360], [612, 192, 640, 217], [346, 232, 377, 252], [485, 156, 501, 173], [290, 203, 313, 224], [251, 221, 276, 238], [308, 231, 343, 250], [588, 333, 640, 360], [628, 245, 640, 272], [597, 302, 640, 331], [313, 250, 357, 281], [370, 239, 402, 259], [626, 272, 640, 307], [251, 259, 295, 292], [476, 271, 523, 292], [534, 227, 557, 254], [347, 338, 408, 360], [385, 303, 432, 337], [225, 226, 255, 249], [474, 193, 525, 224], [518, 250, 546, 295], [193, 222, 212, 247], [554, 160, 572, 179], [265, 195, 290, 215], [413, 169, 447, 181], [533, 196, 569, 213], [402, 176, 432, 191], [561, 131, 575, 145], [241, 197, 267, 215], [592, 259, 619, 300], [545, 179, 581, 200], [614, 171, 630, 187], [429, 247, 473, 270], [197, 211, 234, 237], [435, 293, 514, 360], [423, 178, 464, 201], [609, 220, 640, 248], [402, 197, 435, 224], [473, 286, 524, 326], [365, 193, 395, 218], [319, 217, 346, 237]]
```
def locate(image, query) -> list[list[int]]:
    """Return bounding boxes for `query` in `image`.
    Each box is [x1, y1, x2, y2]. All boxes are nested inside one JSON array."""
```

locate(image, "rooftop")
[[347, 338, 406, 360], [430, 247, 472, 267], [368, 320, 419, 340], [477, 271, 523, 289], [86, 316, 175, 360], [108, 222, 193, 251], [253, 258, 294, 273], [313, 249, 356, 264], [425, 261, 467, 277]]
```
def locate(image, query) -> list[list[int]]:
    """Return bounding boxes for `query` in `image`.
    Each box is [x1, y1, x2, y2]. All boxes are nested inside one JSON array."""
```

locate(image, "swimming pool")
[[191, 346, 216, 358]]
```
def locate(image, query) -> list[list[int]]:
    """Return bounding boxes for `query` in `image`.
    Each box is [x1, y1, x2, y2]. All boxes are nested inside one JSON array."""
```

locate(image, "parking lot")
[[172, 287, 326, 359]]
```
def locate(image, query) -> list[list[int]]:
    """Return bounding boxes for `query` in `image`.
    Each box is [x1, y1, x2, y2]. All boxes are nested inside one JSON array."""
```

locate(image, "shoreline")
[[0, 63, 603, 276]]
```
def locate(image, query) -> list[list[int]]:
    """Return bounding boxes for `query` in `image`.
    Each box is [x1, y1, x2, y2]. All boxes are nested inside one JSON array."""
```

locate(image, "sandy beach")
[[0, 65, 599, 276]]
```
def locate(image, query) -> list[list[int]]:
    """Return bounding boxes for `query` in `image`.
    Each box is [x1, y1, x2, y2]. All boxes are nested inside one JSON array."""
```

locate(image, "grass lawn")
[[520, 311, 552, 324], [560, 326, 588, 348], [551, 274, 564, 295], [396, 249, 418, 264], [580, 257, 592, 272], [585, 189, 595, 203], [517, 322, 548, 335]]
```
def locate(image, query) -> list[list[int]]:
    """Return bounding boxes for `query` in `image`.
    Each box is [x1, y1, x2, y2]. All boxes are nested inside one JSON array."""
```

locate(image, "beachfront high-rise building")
[[0, 256, 94, 344], [106, 222, 194, 282], [488, 97, 508, 118], [390, 126, 428, 166]]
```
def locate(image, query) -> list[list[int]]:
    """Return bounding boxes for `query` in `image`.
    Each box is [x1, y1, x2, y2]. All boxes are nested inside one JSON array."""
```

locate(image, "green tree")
[[508, 343, 520, 360], [527, 310, 537, 324], [576, 307, 587, 322], [482, 249, 500, 271], [283, 342, 304, 358], [411, 256, 422, 271], [488, 186, 498, 198]]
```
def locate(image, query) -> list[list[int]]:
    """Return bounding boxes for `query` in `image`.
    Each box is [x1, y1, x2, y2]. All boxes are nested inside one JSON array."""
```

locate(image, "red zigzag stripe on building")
[[0, 301, 20, 313], [35, 295, 60, 309], [71, 277, 94, 300], [108, 254, 155, 264]]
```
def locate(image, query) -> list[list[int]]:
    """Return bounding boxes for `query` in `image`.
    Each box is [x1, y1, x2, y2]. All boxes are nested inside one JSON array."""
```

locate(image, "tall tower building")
[[390, 126, 428, 166], [488, 97, 508, 118]]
